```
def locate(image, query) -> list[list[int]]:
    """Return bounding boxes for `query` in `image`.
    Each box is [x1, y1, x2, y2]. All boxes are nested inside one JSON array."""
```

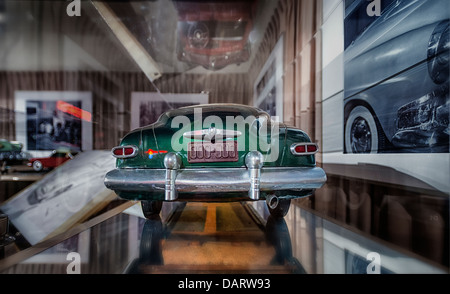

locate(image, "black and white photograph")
[[257, 86, 277, 117], [14, 91, 93, 155], [343, 0, 449, 154], [25, 100, 82, 151], [0, 150, 115, 245], [254, 35, 284, 121]]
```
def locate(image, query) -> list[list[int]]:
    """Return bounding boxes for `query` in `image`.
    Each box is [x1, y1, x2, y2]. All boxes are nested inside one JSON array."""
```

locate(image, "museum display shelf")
[[0, 149, 448, 274], [0, 189, 447, 274]]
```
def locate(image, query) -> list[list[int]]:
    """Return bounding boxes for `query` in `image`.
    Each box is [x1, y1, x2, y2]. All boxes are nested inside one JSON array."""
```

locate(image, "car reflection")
[[1, 197, 447, 274], [135, 216, 165, 268], [174, 0, 256, 70], [126, 212, 306, 274], [265, 216, 307, 274]]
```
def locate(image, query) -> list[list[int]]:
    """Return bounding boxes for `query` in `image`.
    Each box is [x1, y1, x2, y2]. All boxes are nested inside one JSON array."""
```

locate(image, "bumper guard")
[[104, 152, 327, 201]]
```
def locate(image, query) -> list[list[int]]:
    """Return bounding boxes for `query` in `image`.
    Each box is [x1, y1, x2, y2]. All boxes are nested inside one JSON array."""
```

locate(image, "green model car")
[[0, 139, 28, 165], [104, 104, 326, 218]]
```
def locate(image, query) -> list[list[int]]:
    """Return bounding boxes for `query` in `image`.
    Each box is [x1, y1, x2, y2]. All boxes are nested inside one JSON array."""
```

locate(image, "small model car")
[[0, 139, 28, 164], [174, 0, 255, 70], [344, 0, 449, 153], [28, 150, 77, 172], [104, 104, 326, 218]]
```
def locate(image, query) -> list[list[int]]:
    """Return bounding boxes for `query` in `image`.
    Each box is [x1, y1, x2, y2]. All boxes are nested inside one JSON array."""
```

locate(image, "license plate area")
[[188, 141, 238, 163]]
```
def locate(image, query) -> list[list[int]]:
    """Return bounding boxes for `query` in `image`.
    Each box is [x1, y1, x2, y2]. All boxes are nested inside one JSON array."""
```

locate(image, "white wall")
[[321, 0, 344, 154]]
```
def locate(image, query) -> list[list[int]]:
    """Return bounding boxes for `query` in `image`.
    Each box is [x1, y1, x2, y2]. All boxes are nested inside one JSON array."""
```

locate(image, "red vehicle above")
[[174, 0, 257, 70]]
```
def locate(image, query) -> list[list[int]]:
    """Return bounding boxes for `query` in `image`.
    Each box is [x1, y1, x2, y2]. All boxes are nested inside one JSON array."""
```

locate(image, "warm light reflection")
[[56, 100, 92, 122]]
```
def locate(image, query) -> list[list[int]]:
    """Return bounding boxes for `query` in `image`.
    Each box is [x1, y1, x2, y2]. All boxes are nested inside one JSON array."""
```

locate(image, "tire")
[[32, 160, 43, 172], [267, 197, 291, 218], [345, 105, 379, 153], [141, 200, 163, 219]]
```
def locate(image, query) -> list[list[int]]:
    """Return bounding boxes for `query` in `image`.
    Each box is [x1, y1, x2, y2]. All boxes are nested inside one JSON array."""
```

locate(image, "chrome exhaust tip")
[[266, 194, 279, 210]]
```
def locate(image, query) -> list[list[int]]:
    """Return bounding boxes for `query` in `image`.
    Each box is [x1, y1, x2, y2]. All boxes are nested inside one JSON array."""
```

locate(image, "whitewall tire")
[[345, 106, 379, 153]]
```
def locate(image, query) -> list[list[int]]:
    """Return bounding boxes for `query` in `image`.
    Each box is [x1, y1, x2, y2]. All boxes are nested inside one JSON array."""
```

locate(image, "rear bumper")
[[104, 166, 327, 201]]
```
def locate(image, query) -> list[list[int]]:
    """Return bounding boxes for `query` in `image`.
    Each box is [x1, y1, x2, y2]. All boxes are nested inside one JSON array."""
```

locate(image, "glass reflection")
[[126, 205, 306, 274], [309, 174, 449, 269], [1, 202, 310, 274], [265, 216, 306, 274], [1, 195, 448, 274], [127, 216, 164, 272]]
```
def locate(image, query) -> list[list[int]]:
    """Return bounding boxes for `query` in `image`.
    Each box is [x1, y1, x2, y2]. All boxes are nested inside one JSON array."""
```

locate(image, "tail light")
[[290, 143, 319, 155], [111, 145, 138, 159]]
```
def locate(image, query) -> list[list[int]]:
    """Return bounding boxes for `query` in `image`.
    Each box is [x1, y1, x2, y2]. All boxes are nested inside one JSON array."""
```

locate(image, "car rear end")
[[104, 104, 326, 203]]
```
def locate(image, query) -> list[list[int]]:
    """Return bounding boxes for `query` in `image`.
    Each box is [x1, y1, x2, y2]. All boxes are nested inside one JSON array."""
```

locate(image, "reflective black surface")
[[1, 170, 448, 274], [0, 202, 307, 274]]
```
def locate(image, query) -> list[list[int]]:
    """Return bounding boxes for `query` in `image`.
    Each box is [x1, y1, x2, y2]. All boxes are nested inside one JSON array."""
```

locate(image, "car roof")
[[163, 103, 267, 119]]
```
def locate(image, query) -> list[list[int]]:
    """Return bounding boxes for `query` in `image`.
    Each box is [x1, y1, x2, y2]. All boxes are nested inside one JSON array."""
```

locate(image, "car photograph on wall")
[[343, 0, 449, 154], [104, 104, 326, 218]]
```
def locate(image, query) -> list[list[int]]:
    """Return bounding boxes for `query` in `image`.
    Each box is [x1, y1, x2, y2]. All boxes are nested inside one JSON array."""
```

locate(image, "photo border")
[[14, 91, 93, 157]]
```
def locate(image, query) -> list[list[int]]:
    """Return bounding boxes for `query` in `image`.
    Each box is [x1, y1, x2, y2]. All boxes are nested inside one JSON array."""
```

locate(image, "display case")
[[0, 0, 448, 279]]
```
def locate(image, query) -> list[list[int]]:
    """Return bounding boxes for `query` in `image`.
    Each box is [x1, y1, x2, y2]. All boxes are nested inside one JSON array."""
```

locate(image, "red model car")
[[28, 150, 77, 172], [174, 0, 256, 70]]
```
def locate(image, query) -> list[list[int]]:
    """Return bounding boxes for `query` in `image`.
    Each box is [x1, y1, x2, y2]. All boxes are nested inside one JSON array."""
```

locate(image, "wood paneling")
[[0, 71, 250, 149], [248, 0, 323, 162]]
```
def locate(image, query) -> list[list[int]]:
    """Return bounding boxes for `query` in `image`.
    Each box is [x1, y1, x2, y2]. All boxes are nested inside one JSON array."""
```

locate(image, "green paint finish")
[[116, 104, 316, 169]]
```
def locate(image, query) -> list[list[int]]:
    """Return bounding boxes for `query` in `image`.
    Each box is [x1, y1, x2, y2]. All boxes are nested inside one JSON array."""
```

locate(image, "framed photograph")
[[253, 35, 284, 121], [343, 0, 449, 154], [15, 91, 93, 156], [0, 150, 116, 245], [130, 92, 209, 129]]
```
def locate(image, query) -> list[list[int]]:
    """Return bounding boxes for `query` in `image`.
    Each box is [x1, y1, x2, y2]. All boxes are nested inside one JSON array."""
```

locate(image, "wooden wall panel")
[[249, 0, 323, 162], [0, 71, 250, 149]]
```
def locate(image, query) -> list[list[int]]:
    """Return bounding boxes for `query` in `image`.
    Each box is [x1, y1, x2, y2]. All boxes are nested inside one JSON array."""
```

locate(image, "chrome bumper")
[[104, 165, 327, 201]]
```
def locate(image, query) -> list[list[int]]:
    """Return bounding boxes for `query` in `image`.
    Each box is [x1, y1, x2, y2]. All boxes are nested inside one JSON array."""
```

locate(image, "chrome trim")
[[163, 153, 182, 201], [183, 128, 242, 141], [164, 152, 182, 170], [266, 194, 279, 210], [104, 166, 327, 198], [111, 145, 139, 159], [290, 143, 319, 156], [245, 151, 264, 200]]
